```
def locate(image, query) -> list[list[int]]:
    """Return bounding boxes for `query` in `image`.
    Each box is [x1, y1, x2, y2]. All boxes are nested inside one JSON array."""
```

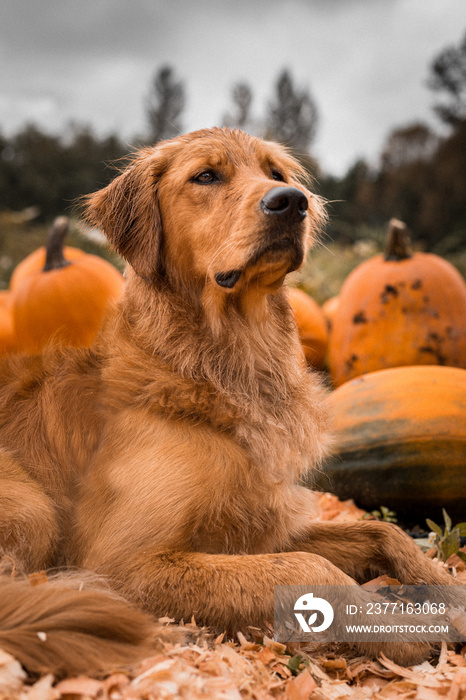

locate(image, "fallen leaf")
[[55, 676, 103, 698], [448, 607, 466, 637], [449, 671, 466, 700], [0, 649, 26, 696], [379, 654, 443, 688], [21, 674, 59, 700], [263, 635, 287, 655], [445, 554, 466, 572], [361, 575, 402, 589], [319, 657, 347, 670], [293, 668, 317, 694], [28, 571, 48, 587], [237, 631, 259, 650], [447, 654, 466, 667], [255, 647, 279, 667]]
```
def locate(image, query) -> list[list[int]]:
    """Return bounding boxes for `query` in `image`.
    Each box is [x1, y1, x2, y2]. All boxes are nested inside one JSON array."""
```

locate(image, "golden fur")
[[0, 128, 461, 675]]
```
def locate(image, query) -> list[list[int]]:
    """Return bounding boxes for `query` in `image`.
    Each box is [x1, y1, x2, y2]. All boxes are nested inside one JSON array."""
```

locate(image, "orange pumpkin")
[[321, 295, 339, 333], [286, 287, 328, 369], [0, 291, 16, 355], [328, 219, 466, 387], [313, 365, 466, 521], [9, 219, 85, 291], [13, 216, 124, 353]]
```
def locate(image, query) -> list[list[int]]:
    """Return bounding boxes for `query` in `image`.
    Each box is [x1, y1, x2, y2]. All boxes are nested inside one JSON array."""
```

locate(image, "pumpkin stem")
[[43, 216, 72, 272], [384, 219, 413, 261]]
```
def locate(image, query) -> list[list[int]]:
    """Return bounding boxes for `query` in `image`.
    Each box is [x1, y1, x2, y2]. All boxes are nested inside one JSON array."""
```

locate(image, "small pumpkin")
[[12, 216, 124, 353], [0, 291, 16, 355], [328, 219, 466, 387], [286, 286, 328, 369], [312, 365, 466, 522]]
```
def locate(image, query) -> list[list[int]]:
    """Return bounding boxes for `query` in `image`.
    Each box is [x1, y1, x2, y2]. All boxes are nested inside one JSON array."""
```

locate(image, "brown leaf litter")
[[2, 493, 465, 700]]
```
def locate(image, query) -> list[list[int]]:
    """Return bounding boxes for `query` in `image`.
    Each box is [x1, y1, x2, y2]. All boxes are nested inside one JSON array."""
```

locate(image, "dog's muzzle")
[[214, 186, 308, 290]]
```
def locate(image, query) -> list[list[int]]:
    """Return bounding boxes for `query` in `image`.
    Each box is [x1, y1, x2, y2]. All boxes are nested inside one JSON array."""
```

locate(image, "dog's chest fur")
[[95, 280, 331, 555]]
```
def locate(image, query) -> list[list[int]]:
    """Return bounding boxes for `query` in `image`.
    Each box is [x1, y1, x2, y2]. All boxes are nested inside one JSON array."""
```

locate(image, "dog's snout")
[[260, 187, 308, 220]]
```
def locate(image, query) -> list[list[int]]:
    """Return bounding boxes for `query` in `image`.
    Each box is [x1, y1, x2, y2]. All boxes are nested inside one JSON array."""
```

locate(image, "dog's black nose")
[[260, 187, 308, 220]]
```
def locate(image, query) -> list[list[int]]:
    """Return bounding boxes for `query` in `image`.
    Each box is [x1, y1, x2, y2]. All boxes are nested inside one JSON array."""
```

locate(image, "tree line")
[[0, 32, 465, 252], [323, 28, 466, 253]]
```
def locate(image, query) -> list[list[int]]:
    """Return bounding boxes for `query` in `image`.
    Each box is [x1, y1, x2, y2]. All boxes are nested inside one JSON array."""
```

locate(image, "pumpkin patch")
[[328, 219, 466, 387]]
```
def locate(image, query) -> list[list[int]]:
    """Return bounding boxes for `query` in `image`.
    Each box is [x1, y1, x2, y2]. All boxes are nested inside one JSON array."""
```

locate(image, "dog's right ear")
[[84, 151, 165, 281]]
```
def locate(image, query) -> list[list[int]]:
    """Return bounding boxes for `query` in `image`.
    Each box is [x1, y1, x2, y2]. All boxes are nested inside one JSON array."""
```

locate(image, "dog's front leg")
[[102, 549, 353, 631], [0, 452, 60, 571], [100, 548, 434, 666], [289, 520, 460, 586]]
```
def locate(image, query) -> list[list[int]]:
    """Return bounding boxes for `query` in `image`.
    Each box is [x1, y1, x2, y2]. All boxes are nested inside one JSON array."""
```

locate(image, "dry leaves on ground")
[[1, 493, 465, 700]]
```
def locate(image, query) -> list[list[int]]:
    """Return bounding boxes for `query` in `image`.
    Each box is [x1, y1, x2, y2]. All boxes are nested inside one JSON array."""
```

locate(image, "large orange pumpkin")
[[328, 219, 466, 387], [12, 216, 124, 353], [286, 286, 328, 369], [312, 365, 466, 521]]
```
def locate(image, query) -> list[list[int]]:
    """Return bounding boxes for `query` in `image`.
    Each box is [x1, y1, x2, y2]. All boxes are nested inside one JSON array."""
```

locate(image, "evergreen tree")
[[223, 82, 254, 131], [266, 70, 318, 152], [146, 65, 185, 143], [380, 123, 439, 170], [428, 31, 466, 126]]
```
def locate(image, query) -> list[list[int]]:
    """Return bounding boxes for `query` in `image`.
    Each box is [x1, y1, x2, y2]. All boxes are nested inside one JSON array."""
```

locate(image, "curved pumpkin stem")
[[43, 216, 72, 272], [384, 219, 413, 261]]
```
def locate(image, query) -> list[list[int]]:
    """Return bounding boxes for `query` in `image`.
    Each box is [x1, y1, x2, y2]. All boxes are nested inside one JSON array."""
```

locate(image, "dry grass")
[[1, 217, 465, 304], [291, 236, 466, 306], [0, 218, 123, 289]]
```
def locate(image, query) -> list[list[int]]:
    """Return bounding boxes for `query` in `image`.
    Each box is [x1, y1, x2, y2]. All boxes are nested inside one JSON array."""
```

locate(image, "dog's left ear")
[[84, 151, 165, 281]]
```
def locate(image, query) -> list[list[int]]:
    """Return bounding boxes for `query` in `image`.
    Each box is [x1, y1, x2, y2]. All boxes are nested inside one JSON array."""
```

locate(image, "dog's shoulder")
[[0, 345, 102, 403], [0, 346, 105, 480]]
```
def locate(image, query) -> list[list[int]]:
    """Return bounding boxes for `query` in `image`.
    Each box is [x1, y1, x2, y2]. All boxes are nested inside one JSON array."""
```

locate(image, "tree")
[[0, 124, 127, 220], [428, 31, 466, 126], [318, 159, 379, 243], [145, 65, 185, 144], [223, 82, 254, 131], [373, 119, 466, 250], [380, 123, 439, 171], [265, 70, 318, 152]]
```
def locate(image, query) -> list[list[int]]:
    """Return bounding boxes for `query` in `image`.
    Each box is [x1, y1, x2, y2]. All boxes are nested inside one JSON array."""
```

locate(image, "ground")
[[2, 493, 466, 700]]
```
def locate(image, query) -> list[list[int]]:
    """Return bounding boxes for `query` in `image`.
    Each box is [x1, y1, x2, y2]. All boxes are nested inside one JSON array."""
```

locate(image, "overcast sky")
[[0, 0, 464, 175]]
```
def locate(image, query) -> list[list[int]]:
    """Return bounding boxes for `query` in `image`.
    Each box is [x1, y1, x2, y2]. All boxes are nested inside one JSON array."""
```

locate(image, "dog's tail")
[[0, 568, 154, 677]]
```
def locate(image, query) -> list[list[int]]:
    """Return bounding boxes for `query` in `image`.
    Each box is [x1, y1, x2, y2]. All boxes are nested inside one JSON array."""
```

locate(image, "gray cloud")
[[0, 0, 464, 174]]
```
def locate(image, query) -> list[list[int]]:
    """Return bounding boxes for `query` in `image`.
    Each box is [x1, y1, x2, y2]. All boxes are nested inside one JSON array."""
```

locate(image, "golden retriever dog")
[[0, 128, 461, 676]]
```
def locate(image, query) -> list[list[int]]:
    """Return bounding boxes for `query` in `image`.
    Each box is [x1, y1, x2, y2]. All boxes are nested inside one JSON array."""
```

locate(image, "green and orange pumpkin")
[[313, 365, 466, 521]]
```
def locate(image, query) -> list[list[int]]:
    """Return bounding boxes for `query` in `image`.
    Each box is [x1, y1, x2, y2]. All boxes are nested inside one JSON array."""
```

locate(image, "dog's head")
[[85, 128, 325, 316]]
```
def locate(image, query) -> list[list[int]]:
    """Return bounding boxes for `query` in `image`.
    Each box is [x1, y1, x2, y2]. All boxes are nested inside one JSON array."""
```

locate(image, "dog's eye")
[[271, 169, 286, 182], [192, 170, 219, 185]]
